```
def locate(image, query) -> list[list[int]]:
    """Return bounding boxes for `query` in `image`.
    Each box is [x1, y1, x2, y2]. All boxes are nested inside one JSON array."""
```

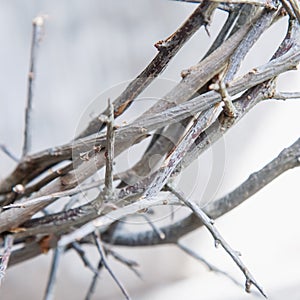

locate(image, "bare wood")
[[168, 185, 266, 297], [22, 15, 45, 157], [1, 4, 300, 299], [271, 91, 300, 100], [171, 0, 276, 9], [0, 46, 298, 233], [103, 100, 115, 199], [177, 241, 243, 288], [76, 1, 218, 139], [0, 16, 297, 196], [101, 136, 300, 246], [0, 145, 19, 163]]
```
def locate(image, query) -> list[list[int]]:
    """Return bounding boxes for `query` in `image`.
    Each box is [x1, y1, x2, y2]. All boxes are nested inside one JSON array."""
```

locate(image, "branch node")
[[168, 184, 267, 298], [217, 78, 238, 118], [154, 40, 170, 51], [214, 239, 221, 248], [12, 184, 25, 194], [245, 278, 252, 293]]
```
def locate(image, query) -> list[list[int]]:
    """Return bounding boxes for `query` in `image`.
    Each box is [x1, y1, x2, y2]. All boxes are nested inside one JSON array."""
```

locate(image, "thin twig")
[[177, 19, 300, 173], [204, 7, 241, 57], [0, 145, 19, 163], [106, 247, 141, 278], [144, 104, 223, 199], [168, 184, 267, 297], [71, 242, 97, 274], [210, 0, 277, 9], [2, 2, 300, 288], [141, 214, 166, 240], [22, 15, 45, 157], [115, 19, 254, 187], [92, 232, 131, 300], [126, 9, 254, 176], [177, 241, 243, 288], [103, 99, 115, 200], [44, 247, 64, 300], [170, 0, 276, 9], [85, 258, 104, 300], [20, 192, 179, 245], [0, 234, 14, 285], [223, 7, 278, 82], [3, 177, 106, 209], [1, 23, 298, 196], [76, 2, 218, 138], [101, 136, 300, 248]]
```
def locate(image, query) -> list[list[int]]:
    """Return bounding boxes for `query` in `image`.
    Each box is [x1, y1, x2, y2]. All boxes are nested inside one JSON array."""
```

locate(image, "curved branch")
[[76, 1, 218, 138], [101, 136, 300, 246]]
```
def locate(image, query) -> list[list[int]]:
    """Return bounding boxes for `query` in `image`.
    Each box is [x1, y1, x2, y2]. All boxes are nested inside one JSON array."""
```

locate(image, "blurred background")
[[0, 0, 300, 299]]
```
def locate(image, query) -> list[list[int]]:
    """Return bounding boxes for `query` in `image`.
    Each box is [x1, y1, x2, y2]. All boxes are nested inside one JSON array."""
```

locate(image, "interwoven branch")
[[1, 1, 300, 299]]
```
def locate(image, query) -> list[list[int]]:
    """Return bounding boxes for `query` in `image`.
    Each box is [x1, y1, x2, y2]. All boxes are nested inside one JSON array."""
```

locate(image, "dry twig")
[[168, 185, 266, 297], [44, 247, 64, 300], [22, 15, 45, 158], [92, 232, 130, 300], [0, 235, 14, 285], [1, 2, 300, 299], [177, 241, 244, 288]]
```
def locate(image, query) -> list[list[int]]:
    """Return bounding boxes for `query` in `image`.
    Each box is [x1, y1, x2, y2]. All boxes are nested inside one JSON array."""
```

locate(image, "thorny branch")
[[100, 136, 300, 246], [168, 185, 266, 296], [1, 1, 300, 299], [77, 1, 218, 138]]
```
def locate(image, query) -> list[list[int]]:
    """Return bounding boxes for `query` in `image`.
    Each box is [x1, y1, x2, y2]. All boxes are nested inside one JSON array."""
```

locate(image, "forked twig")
[[101, 137, 300, 248], [85, 258, 104, 300], [177, 241, 243, 288], [93, 232, 130, 300], [167, 184, 267, 298], [77, 1, 218, 138], [106, 247, 141, 278], [71, 242, 97, 274]]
